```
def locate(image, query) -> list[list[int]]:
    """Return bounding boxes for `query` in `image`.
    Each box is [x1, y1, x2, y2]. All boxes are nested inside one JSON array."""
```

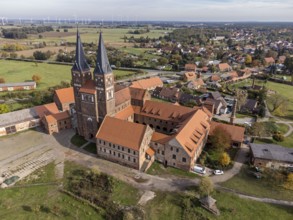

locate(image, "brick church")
[[71, 31, 213, 172]]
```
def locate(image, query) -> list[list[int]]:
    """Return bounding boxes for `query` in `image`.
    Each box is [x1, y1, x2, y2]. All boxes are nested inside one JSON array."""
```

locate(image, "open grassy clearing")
[[276, 123, 290, 134], [144, 190, 293, 220], [221, 165, 293, 201], [0, 60, 137, 91]]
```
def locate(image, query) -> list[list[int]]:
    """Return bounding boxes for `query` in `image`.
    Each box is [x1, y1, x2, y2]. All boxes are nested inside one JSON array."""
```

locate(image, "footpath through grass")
[[221, 165, 293, 201]]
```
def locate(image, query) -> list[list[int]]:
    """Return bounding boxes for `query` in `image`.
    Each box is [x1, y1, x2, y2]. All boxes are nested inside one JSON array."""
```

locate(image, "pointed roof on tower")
[[94, 32, 112, 75], [72, 28, 90, 72]]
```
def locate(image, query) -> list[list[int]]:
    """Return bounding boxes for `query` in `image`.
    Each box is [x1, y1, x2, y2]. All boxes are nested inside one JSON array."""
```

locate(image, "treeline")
[[128, 28, 150, 34], [2, 26, 54, 39]]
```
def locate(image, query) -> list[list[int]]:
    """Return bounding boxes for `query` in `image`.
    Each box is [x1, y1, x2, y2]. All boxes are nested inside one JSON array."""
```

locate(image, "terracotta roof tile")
[[130, 77, 163, 90], [146, 147, 155, 157], [115, 87, 131, 106], [210, 121, 245, 143], [55, 87, 74, 104], [96, 116, 148, 151], [34, 103, 59, 118], [175, 109, 211, 157], [151, 132, 172, 144], [115, 105, 134, 120], [79, 80, 96, 94], [129, 87, 146, 100], [218, 63, 231, 72], [139, 100, 195, 122], [185, 64, 197, 71], [264, 57, 275, 64], [45, 111, 70, 124]]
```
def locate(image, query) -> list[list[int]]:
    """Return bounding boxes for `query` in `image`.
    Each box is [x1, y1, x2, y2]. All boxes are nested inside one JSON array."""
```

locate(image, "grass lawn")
[[221, 165, 293, 201], [254, 132, 293, 148], [0, 60, 138, 91], [146, 161, 199, 179], [276, 123, 290, 134], [17, 162, 57, 185], [83, 142, 97, 154], [70, 134, 88, 147], [144, 190, 293, 220]]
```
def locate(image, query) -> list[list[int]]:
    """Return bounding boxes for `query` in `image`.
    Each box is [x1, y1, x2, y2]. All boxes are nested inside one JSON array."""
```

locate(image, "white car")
[[213, 170, 224, 175]]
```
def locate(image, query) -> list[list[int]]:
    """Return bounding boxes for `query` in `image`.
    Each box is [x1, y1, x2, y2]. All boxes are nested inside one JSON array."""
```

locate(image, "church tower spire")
[[94, 32, 112, 75], [72, 28, 91, 72], [94, 32, 115, 124]]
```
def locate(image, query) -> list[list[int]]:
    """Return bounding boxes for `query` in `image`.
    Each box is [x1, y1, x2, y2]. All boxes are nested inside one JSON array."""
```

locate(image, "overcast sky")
[[0, 0, 292, 22]]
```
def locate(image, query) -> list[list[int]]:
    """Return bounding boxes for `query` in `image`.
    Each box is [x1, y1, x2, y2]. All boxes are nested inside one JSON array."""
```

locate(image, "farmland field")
[[0, 60, 138, 91]]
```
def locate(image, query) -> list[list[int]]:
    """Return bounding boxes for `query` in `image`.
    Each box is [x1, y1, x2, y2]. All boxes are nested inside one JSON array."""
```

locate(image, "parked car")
[[193, 165, 206, 174], [213, 170, 224, 175]]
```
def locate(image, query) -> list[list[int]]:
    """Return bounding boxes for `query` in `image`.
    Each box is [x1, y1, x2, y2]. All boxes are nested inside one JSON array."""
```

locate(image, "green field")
[[1, 27, 171, 48], [221, 165, 293, 201], [0, 60, 138, 91]]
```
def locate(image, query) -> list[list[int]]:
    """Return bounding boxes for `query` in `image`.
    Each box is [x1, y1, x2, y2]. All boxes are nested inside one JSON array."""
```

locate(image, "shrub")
[[272, 132, 285, 142]]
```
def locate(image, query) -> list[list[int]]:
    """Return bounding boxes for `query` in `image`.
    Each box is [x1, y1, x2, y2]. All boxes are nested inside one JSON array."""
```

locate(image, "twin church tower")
[[71, 30, 115, 139]]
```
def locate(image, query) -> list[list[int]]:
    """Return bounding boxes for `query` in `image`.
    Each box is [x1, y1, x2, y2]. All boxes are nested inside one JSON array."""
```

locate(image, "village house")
[[218, 63, 232, 72], [184, 63, 197, 72], [264, 57, 275, 66], [183, 71, 197, 82]]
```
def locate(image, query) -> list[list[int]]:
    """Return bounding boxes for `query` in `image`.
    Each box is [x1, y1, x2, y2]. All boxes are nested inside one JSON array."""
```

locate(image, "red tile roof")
[[130, 77, 163, 90], [209, 121, 245, 143], [96, 116, 148, 151], [45, 111, 70, 124], [115, 87, 131, 106], [34, 103, 59, 118], [55, 87, 74, 104], [115, 105, 134, 120]]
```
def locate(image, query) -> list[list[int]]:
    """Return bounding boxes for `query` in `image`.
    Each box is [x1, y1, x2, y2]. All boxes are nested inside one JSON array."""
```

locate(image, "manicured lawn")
[[221, 165, 293, 201], [70, 134, 87, 147], [144, 191, 293, 220], [83, 142, 97, 154], [147, 161, 199, 179]]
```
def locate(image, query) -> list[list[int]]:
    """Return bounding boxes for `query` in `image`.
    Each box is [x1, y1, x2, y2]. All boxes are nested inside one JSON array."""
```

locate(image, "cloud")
[[0, 0, 292, 21]]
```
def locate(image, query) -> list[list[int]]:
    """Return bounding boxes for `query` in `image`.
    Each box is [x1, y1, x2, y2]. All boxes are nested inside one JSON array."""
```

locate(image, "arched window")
[[156, 125, 160, 130]]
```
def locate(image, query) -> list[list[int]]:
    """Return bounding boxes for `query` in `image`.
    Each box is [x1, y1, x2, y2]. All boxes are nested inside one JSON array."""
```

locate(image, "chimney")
[[230, 98, 237, 125]]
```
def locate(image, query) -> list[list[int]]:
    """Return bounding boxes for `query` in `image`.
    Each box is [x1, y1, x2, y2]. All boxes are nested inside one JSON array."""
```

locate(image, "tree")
[[0, 104, 10, 114], [268, 93, 289, 116], [235, 89, 247, 111], [0, 78, 5, 83], [199, 177, 214, 196], [209, 127, 232, 150], [32, 74, 41, 84], [158, 57, 168, 66], [245, 54, 252, 66], [219, 152, 231, 167], [284, 56, 293, 83], [249, 122, 267, 137], [283, 173, 293, 190]]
